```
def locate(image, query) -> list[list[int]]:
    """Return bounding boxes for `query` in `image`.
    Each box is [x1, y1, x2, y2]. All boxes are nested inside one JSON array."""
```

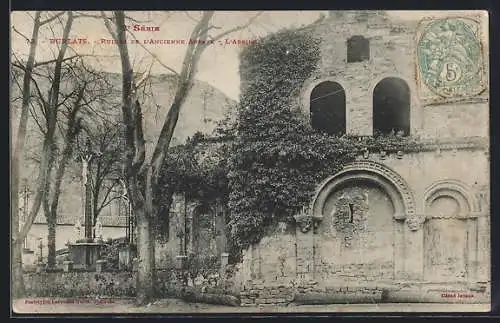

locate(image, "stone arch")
[[422, 180, 478, 282], [369, 74, 422, 135], [191, 203, 216, 255], [310, 81, 347, 135], [311, 161, 416, 219], [301, 77, 351, 117], [373, 77, 411, 136], [423, 180, 479, 215]]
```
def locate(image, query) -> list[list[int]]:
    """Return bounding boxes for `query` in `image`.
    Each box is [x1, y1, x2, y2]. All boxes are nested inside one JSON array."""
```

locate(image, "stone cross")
[[78, 138, 101, 240]]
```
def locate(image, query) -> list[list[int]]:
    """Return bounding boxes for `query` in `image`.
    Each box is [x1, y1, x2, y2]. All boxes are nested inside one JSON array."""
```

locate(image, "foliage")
[[155, 117, 235, 235], [185, 253, 220, 279], [100, 239, 122, 270]]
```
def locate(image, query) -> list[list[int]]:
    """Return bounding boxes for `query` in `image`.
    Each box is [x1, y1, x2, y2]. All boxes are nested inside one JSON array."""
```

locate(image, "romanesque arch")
[[423, 179, 478, 215], [309, 161, 416, 282], [422, 180, 478, 282], [373, 77, 411, 136], [311, 161, 415, 220], [191, 203, 216, 257], [310, 81, 346, 135]]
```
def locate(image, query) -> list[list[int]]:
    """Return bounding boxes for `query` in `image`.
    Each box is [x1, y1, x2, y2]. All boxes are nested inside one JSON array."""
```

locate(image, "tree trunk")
[[47, 211, 57, 268], [11, 11, 42, 299], [42, 139, 56, 267], [11, 239, 25, 298], [135, 200, 156, 305]]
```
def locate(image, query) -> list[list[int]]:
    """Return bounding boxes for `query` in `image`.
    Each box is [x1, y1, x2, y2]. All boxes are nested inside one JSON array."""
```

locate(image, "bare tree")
[[12, 10, 118, 270], [42, 62, 113, 267], [11, 11, 70, 297], [81, 118, 124, 226], [104, 10, 261, 304]]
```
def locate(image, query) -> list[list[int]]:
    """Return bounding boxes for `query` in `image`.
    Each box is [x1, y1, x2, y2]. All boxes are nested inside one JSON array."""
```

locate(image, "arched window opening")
[[373, 77, 410, 136], [347, 36, 370, 63], [310, 81, 346, 135], [192, 204, 215, 256]]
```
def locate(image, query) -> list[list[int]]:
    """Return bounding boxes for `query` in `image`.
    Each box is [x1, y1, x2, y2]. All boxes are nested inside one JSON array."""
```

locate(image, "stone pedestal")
[[22, 248, 36, 266], [68, 241, 104, 270], [96, 259, 106, 273], [118, 243, 137, 271], [176, 255, 188, 270], [63, 260, 74, 272], [36, 262, 45, 274]]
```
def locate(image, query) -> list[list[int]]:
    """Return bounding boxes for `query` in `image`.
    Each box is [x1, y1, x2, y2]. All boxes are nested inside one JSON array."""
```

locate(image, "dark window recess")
[[348, 203, 354, 223], [373, 77, 411, 136], [347, 36, 370, 63], [310, 81, 346, 135]]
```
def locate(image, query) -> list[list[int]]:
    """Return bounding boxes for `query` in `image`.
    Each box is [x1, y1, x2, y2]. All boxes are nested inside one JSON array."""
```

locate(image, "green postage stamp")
[[416, 16, 487, 100]]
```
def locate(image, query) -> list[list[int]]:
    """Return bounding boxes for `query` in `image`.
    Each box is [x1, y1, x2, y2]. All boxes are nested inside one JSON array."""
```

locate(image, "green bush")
[[99, 240, 121, 270]]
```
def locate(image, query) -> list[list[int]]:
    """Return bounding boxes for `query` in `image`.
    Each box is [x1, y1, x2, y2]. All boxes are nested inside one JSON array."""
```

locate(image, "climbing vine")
[[225, 28, 422, 258], [156, 28, 423, 260]]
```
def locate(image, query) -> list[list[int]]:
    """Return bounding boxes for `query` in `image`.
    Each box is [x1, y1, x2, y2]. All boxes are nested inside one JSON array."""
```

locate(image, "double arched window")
[[309, 77, 410, 137]]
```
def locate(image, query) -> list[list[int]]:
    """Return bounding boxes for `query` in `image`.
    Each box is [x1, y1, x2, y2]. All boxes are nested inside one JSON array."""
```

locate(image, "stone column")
[[172, 193, 188, 255], [466, 216, 479, 281], [403, 214, 426, 280], [250, 244, 261, 279], [220, 252, 229, 279], [294, 215, 315, 280], [476, 213, 490, 282]]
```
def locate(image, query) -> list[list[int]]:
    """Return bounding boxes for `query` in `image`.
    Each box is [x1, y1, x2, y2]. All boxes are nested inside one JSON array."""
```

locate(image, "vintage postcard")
[[10, 10, 490, 314]]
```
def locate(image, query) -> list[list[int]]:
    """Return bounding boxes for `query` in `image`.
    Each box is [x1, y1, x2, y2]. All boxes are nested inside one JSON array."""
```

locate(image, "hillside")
[[11, 69, 236, 225]]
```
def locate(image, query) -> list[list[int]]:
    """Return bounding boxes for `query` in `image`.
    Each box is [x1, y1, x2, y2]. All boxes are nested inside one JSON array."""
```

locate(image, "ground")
[[12, 298, 490, 314]]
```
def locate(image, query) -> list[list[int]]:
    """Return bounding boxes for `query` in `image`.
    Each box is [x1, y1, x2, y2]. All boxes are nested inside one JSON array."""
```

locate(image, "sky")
[[10, 10, 488, 101]]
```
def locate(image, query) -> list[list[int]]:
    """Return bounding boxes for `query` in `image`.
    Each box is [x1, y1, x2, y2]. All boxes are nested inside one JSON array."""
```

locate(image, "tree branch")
[[33, 55, 84, 68], [95, 181, 121, 217], [149, 11, 214, 178], [101, 11, 118, 41], [209, 12, 263, 42], [11, 26, 31, 43], [40, 12, 66, 26], [126, 31, 179, 76]]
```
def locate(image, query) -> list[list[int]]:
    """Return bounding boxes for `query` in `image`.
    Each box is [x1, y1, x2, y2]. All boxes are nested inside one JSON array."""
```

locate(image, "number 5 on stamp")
[[416, 16, 487, 101]]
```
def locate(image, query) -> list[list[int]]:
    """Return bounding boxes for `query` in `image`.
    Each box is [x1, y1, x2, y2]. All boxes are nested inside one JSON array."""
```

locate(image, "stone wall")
[[240, 281, 295, 306], [239, 145, 489, 305], [23, 272, 136, 298], [155, 194, 229, 270], [297, 12, 488, 139], [240, 223, 296, 284], [23, 264, 241, 300]]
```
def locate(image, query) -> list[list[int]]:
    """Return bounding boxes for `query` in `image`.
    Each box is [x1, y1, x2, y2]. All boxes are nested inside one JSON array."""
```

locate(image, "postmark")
[[416, 17, 485, 99]]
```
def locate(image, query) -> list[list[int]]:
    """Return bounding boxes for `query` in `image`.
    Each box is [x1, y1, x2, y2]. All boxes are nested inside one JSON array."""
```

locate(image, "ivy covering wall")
[[157, 28, 422, 261]]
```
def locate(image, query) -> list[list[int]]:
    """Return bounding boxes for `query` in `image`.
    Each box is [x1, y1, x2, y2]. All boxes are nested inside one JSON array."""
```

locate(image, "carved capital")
[[312, 215, 323, 234], [405, 213, 426, 231], [294, 214, 313, 233]]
